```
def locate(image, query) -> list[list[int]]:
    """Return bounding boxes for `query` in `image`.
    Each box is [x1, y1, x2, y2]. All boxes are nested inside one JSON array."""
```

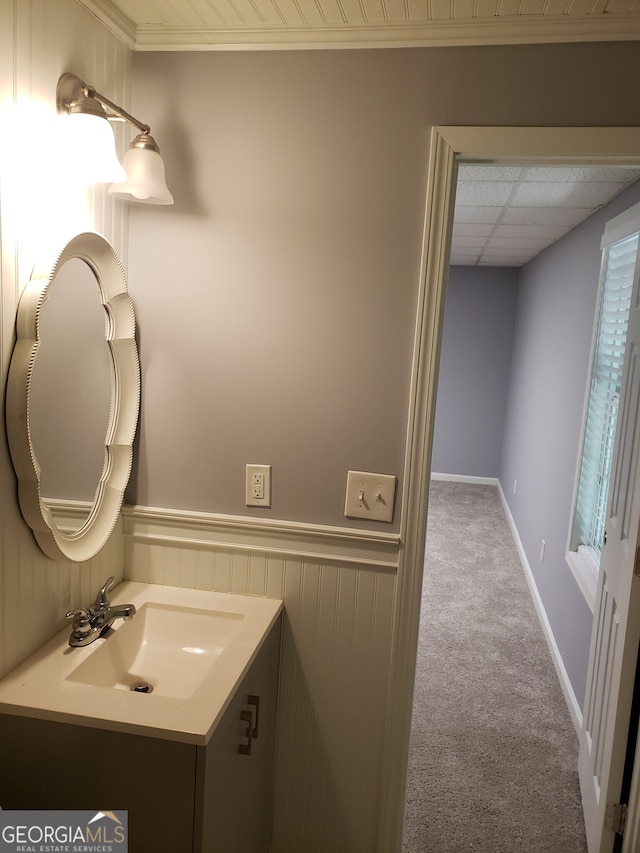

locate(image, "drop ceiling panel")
[[458, 165, 522, 181], [525, 166, 640, 183], [480, 254, 532, 266], [454, 206, 504, 224], [454, 236, 491, 247], [455, 181, 517, 206], [451, 164, 640, 267], [453, 224, 495, 237], [511, 180, 630, 208], [500, 206, 591, 227]]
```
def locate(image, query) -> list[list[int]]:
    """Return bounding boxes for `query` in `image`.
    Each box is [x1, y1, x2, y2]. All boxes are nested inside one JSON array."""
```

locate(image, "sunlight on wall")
[[0, 95, 96, 282]]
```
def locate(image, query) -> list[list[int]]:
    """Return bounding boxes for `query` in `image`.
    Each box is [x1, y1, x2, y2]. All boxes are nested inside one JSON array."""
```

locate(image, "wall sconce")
[[56, 73, 174, 205]]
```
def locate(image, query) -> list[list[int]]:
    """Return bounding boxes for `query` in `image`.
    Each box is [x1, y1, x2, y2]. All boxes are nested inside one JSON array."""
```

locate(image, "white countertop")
[[0, 582, 282, 745]]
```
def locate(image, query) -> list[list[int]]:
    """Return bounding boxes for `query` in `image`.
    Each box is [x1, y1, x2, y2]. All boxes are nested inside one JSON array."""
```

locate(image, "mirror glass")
[[6, 232, 140, 562], [29, 258, 112, 529]]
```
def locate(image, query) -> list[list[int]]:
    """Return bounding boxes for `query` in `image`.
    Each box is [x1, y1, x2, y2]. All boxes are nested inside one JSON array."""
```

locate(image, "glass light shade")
[[60, 112, 126, 183], [108, 147, 174, 205]]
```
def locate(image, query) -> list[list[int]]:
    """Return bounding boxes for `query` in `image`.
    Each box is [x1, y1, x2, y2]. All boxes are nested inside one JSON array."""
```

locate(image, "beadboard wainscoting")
[[0, 0, 131, 680], [123, 505, 400, 853]]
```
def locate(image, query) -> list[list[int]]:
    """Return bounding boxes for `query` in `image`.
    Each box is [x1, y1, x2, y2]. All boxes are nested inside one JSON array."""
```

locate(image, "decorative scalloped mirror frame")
[[6, 232, 140, 562]]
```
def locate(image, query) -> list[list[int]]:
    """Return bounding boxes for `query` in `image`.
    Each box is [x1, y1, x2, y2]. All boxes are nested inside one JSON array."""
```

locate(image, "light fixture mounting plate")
[[56, 72, 88, 115]]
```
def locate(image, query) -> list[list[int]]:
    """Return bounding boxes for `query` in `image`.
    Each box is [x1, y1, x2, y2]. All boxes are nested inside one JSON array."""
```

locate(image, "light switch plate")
[[246, 464, 271, 507], [344, 470, 396, 522]]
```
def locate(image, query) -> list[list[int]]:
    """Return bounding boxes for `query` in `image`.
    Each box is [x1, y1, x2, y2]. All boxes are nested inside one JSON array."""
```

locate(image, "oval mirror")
[[6, 232, 140, 562]]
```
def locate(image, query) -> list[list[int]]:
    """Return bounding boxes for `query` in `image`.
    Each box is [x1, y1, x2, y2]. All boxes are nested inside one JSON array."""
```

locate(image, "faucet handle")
[[66, 607, 90, 623], [94, 576, 116, 609], [66, 608, 92, 640]]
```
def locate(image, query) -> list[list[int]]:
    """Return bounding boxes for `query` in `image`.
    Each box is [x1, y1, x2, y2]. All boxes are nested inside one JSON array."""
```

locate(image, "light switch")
[[344, 470, 396, 522]]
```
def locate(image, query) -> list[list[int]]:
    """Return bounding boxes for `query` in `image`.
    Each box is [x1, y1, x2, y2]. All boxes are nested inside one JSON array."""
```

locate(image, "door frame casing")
[[378, 125, 640, 853]]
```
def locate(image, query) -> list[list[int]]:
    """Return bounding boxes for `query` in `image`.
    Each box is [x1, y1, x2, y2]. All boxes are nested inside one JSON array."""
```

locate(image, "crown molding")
[[77, 0, 137, 48]]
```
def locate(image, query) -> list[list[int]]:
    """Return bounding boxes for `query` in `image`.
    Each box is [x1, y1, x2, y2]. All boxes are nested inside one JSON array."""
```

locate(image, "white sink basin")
[[67, 602, 246, 699], [0, 582, 282, 744]]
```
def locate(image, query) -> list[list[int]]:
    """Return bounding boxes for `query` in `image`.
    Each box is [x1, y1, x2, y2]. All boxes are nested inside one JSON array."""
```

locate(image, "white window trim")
[[566, 547, 598, 613], [566, 200, 640, 613]]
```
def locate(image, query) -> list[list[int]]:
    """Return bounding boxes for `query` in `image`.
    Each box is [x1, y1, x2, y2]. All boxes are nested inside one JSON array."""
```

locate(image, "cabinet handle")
[[239, 710, 253, 755], [248, 695, 260, 739]]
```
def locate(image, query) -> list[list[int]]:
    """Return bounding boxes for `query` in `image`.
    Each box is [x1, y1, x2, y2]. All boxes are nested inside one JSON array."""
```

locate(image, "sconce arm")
[[56, 72, 151, 138], [86, 86, 151, 136]]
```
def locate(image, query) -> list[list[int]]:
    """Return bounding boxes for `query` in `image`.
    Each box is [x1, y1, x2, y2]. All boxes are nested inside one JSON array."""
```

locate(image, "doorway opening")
[[405, 160, 640, 851], [379, 127, 640, 853]]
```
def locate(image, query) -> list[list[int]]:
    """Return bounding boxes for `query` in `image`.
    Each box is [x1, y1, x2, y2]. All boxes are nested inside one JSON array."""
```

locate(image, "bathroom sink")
[[66, 602, 245, 699], [0, 582, 282, 744]]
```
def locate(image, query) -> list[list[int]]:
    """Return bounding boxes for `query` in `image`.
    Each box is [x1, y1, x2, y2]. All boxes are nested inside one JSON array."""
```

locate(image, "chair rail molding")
[[123, 504, 401, 571]]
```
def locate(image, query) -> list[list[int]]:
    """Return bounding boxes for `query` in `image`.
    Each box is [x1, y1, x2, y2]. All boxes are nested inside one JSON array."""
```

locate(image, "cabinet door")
[[238, 620, 280, 852], [0, 714, 197, 853], [197, 617, 281, 853], [195, 679, 246, 852]]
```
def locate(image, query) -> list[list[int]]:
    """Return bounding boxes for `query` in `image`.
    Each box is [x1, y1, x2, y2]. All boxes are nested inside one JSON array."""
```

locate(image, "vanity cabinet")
[[0, 616, 281, 853]]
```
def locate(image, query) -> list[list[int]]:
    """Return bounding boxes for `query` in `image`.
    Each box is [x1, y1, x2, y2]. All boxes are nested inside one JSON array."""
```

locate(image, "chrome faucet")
[[66, 576, 136, 647]]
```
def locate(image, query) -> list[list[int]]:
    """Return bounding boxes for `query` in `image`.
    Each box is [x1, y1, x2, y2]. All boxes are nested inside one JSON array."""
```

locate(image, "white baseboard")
[[430, 472, 499, 486], [497, 482, 583, 735]]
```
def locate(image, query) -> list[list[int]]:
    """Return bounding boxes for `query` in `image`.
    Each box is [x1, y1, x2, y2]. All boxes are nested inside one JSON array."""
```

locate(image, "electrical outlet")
[[246, 464, 271, 507], [344, 470, 396, 522], [540, 539, 546, 562]]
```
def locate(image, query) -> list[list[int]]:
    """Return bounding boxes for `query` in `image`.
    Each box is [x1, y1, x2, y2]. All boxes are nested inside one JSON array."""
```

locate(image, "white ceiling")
[[451, 165, 640, 267], [81, 0, 640, 49]]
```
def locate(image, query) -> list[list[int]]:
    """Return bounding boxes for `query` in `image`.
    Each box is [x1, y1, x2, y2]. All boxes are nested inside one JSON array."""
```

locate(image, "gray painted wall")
[[126, 42, 640, 535], [500, 178, 640, 707], [431, 266, 518, 478], [124, 44, 640, 710]]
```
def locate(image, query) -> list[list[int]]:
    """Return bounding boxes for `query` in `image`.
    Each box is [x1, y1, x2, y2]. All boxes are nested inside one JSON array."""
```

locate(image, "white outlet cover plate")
[[246, 464, 271, 507], [344, 470, 396, 522]]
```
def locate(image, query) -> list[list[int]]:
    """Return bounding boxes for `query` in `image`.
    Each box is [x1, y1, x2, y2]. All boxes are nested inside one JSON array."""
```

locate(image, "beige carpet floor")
[[403, 480, 588, 853]]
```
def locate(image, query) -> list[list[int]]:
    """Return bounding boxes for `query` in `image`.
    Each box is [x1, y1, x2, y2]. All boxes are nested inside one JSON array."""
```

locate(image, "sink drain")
[[131, 681, 153, 694]]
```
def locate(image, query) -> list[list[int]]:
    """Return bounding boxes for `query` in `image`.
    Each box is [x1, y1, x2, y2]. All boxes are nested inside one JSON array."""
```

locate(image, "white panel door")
[[579, 239, 640, 853]]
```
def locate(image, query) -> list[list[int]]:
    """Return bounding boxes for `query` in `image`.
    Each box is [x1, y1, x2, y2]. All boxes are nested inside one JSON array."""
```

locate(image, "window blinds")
[[572, 232, 639, 563]]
